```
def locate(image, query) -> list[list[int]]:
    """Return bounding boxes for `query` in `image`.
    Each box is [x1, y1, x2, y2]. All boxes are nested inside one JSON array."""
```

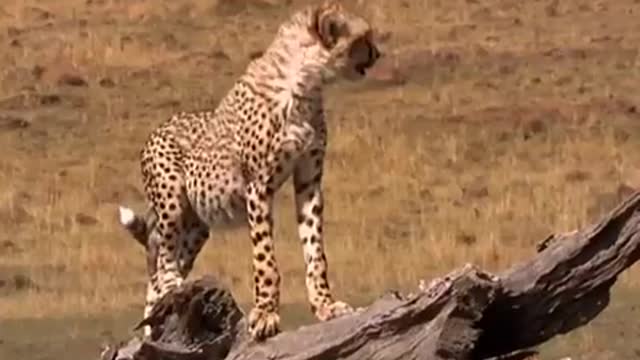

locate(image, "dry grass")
[[1, 2, 640, 353]]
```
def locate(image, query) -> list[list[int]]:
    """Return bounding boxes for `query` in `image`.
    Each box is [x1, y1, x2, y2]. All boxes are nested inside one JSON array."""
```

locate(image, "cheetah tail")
[[118, 205, 156, 248]]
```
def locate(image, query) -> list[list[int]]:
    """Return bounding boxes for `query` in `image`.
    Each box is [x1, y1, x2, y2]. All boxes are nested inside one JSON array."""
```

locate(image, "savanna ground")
[[1, 0, 640, 359]]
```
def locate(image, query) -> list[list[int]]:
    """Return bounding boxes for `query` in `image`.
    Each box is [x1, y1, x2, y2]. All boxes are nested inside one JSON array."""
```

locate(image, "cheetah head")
[[308, 1, 381, 80]]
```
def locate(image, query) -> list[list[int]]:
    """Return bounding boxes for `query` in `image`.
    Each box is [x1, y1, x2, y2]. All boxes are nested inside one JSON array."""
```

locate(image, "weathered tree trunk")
[[102, 191, 640, 360]]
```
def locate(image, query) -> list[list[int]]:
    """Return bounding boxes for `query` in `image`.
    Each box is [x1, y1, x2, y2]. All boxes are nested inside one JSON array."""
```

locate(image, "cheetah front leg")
[[293, 151, 354, 322], [246, 181, 282, 340]]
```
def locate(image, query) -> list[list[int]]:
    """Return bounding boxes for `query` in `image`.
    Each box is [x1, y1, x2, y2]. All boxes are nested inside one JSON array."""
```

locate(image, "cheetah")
[[118, 0, 380, 341]]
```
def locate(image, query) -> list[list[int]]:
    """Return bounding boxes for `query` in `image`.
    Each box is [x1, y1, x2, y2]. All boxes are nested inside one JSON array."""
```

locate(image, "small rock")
[[366, 186, 385, 197], [58, 73, 88, 87], [162, 33, 181, 50], [75, 213, 99, 226], [522, 118, 547, 139], [99, 77, 116, 88], [32, 65, 46, 79], [0, 274, 37, 292], [545, 0, 560, 16], [565, 169, 591, 182], [463, 181, 489, 199], [456, 232, 477, 246], [130, 68, 153, 80], [0, 115, 30, 130], [14, 191, 32, 202], [39, 94, 62, 105], [211, 49, 230, 60], [0, 241, 20, 255], [12, 274, 35, 290], [418, 188, 434, 201]]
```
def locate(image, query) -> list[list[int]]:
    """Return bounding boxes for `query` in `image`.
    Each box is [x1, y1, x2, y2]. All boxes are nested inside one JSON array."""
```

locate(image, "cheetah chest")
[[268, 120, 317, 189], [276, 90, 319, 157], [282, 120, 316, 156]]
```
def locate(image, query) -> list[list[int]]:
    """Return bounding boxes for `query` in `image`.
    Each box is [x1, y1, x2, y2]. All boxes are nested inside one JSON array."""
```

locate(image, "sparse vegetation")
[[1, 0, 640, 359]]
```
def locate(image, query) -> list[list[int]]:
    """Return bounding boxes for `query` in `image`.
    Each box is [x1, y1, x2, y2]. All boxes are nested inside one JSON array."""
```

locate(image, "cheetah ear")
[[311, 1, 344, 49]]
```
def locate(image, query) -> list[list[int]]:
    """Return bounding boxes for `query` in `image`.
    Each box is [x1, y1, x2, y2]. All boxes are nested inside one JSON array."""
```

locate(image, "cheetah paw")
[[248, 307, 280, 341], [315, 300, 354, 321]]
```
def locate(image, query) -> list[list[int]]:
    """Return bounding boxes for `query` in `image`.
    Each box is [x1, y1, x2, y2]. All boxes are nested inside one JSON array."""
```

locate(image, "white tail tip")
[[118, 206, 136, 226]]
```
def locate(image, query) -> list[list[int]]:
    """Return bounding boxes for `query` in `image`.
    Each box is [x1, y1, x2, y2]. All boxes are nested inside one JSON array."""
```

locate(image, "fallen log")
[[102, 190, 640, 360]]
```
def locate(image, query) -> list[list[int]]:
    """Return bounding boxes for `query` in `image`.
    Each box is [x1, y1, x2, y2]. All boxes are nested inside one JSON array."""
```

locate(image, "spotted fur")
[[119, 0, 380, 341]]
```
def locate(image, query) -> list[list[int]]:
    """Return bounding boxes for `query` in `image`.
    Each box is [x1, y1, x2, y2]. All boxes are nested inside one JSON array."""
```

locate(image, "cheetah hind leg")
[[138, 217, 206, 338], [118, 206, 163, 337], [118, 204, 209, 338]]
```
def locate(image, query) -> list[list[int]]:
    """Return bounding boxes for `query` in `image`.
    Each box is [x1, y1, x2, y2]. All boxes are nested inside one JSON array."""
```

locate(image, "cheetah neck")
[[244, 13, 330, 100], [247, 46, 328, 96]]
